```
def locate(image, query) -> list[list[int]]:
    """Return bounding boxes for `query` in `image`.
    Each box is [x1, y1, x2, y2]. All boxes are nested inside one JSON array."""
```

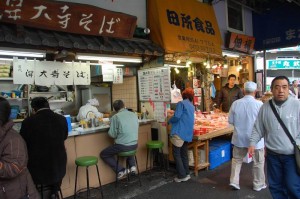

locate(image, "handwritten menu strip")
[[138, 68, 171, 101]]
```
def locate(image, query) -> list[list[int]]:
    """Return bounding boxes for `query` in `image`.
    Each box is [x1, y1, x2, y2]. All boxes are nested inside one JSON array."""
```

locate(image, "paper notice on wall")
[[113, 67, 123, 84], [153, 102, 166, 122], [13, 58, 35, 84], [102, 64, 115, 82], [73, 62, 91, 85]]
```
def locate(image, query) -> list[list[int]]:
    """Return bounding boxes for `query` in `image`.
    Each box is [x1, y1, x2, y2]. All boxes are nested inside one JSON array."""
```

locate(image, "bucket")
[[64, 115, 72, 133], [10, 105, 20, 119]]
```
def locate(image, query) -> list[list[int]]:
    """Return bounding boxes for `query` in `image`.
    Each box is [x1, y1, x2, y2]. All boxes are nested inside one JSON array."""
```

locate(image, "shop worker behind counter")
[[100, 100, 139, 179], [0, 97, 39, 199], [249, 76, 300, 199], [215, 74, 244, 112], [20, 97, 68, 198]]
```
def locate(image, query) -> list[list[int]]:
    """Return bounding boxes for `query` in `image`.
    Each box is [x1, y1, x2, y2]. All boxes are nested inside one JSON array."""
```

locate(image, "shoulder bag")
[[269, 99, 300, 175]]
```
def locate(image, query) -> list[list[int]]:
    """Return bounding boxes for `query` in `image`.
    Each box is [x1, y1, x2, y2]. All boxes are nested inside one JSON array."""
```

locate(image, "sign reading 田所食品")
[[0, 0, 137, 39]]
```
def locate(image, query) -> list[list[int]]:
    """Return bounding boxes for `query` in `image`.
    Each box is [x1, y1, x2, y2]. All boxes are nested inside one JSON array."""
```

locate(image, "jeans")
[[100, 144, 137, 173], [172, 142, 189, 179], [266, 151, 300, 199]]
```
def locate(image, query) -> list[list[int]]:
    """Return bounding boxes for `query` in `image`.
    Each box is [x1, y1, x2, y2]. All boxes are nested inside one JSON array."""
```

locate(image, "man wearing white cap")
[[76, 98, 103, 121], [228, 81, 266, 191]]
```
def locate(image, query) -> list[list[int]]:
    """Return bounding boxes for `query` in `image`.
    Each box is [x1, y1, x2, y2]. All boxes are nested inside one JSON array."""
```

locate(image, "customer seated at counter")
[[100, 99, 139, 179], [20, 97, 68, 198], [76, 98, 103, 121]]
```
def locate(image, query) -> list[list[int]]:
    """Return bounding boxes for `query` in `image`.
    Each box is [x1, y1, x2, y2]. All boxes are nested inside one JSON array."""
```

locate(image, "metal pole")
[[263, 50, 267, 92]]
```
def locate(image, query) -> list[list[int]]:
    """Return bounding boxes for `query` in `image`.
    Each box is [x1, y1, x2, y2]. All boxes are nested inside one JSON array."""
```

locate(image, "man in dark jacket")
[[216, 74, 244, 112], [20, 97, 68, 198], [289, 80, 300, 99]]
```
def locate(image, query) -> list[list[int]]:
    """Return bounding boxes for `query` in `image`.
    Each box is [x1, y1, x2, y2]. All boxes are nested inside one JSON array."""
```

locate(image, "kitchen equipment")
[[36, 86, 49, 92]]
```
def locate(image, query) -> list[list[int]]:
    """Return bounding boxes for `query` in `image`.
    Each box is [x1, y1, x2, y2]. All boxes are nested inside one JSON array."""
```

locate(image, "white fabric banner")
[[73, 62, 91, 85], [13, 58, 35, 85], [34, 61, 56, 86], [54, 62, 74, 85]]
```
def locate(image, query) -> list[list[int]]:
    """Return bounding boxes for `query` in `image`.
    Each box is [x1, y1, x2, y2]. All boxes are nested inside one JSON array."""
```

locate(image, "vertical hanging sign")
[[73, 62, 91, 85], [13, 58, 35, 85]]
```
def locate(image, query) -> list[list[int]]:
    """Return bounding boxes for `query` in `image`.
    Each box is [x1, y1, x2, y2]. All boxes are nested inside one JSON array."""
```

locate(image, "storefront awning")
[[0, 23, 164, 58], [147, 0, 223, 58]]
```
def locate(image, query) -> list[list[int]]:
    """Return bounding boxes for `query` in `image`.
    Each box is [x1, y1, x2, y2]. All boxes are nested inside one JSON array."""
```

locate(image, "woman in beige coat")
[[0, 97, 39, 199]]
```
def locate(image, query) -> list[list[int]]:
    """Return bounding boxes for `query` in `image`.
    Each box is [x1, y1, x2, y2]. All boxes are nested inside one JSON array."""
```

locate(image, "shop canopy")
[[253, 3, 300, 51], [0, 23, 164, 58], [147, 0, 223, 60]]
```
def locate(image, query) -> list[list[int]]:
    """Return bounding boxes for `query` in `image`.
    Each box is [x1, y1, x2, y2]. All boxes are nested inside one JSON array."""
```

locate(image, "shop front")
[[146, 0, 234, 174], [0, 0, 164, 197], [252, 2, 300, 95]]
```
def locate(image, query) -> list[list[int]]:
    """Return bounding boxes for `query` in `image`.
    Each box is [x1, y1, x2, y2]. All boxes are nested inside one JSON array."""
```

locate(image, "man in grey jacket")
[[249, 76, 300, 199]]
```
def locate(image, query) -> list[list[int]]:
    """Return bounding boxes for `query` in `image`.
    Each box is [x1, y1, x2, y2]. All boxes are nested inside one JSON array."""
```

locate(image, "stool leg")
[[115, 156, 119, 187], [149, 149, 153, 178], [126, 158, 130, 182], [160, 147, 167, 178], [59, 188, 63, 199], [41, 184, 43, 199], [74, 166, 78, 199], [86, 166, 90, 198], [96, 165, 104, 198], [134, 155, 142, 186], [146, 148, 149, 171]]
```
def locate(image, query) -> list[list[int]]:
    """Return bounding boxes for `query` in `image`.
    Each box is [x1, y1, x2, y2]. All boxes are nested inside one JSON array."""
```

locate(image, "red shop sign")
[[228, 32, 255, 54], [0, 0, 137, 39]]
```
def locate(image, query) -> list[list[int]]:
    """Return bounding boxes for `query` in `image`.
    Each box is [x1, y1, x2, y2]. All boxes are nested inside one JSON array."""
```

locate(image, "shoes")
[[117, 169, 129, 179], [253, 184, 267, 192], [187, 174, 191, 178], [174, 175, 191, 183], [130, 166, 137, 175], [229, 183, 240, 190]]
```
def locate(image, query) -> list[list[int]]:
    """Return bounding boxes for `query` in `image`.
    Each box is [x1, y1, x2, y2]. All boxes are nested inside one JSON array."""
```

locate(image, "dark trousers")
[[172, 142, 189, 178], [100, 144, 137, 173]]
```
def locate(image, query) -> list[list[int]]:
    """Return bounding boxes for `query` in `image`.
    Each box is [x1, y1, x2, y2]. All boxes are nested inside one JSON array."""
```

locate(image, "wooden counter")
[[188, 125, 234, 176], [61, 123, 152, 198]]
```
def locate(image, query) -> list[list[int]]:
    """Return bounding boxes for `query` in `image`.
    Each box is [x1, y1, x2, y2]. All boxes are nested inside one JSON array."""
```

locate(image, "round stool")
[[146, 140, 166, 177], [74, 156, 103, 199], [115, 150, 142, 187]]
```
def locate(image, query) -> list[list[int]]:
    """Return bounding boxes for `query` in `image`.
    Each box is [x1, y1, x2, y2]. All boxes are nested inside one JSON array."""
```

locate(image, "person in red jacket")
[[0, 97, 39, 199]]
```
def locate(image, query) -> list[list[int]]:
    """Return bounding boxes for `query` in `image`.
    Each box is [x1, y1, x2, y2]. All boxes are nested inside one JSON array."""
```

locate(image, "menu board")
[[138, 67, 171, 101]]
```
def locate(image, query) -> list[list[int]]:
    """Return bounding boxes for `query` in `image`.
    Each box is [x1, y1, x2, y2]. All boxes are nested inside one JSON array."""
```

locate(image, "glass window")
[[227, 0, 244, 32]]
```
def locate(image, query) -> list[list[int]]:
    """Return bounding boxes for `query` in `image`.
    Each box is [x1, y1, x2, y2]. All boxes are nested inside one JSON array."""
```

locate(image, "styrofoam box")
[[209, 139, 231, 170]]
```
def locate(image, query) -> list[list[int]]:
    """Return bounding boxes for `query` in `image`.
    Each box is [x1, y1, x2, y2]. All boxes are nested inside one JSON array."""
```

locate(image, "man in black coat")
[[20, 97, 68, 198]]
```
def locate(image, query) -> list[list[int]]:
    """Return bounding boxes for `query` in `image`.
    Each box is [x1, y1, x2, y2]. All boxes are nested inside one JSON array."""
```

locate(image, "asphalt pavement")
[[67, 160, 272, 199]]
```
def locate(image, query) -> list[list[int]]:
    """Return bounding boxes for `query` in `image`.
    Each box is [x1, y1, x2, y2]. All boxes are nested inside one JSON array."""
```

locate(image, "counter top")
[[68, 119, 156, 137]]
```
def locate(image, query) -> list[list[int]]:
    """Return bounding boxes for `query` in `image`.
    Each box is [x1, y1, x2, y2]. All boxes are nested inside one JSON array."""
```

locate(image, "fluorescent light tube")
[[0, 50, 45, 58], [76, 54, 142, 63]]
